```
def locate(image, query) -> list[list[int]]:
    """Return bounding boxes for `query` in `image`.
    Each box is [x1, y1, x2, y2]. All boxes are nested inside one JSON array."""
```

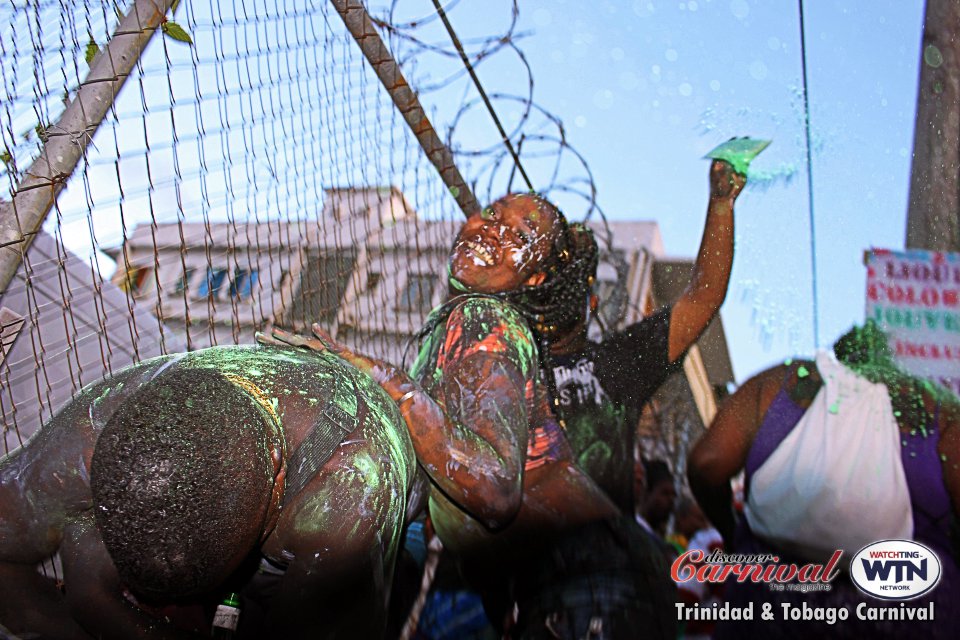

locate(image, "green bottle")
[[211, 592, 241, 638]]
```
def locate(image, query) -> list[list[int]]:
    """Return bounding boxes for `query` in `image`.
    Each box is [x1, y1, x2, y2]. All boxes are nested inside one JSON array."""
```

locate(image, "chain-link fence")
[[0, 0, 468, 452]]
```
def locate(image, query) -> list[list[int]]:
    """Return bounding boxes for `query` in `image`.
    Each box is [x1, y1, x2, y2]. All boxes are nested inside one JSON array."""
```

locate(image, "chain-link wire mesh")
[[0, 0, 718, 515], [0, 0, 465, 453]]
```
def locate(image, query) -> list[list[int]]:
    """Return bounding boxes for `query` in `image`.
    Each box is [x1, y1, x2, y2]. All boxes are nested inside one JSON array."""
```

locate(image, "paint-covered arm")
[[668, 160, 745, 363], [0, 411, 102, 638], [59, 516, 203, 639], [259, 308, 532, 530], [688, 366, 779, 544]]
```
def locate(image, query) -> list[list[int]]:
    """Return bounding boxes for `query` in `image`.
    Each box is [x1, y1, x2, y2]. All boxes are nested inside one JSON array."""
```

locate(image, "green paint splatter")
[[703, 137, 771, 174], [796, 365, 809, 378], [784, 358, 793, 366], [828, 400, 840, 414]]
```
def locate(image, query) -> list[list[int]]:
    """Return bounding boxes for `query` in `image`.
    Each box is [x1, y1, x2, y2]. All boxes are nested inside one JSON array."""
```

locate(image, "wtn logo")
[[861, 558, 927, 583], [851, 540, 942, 600]]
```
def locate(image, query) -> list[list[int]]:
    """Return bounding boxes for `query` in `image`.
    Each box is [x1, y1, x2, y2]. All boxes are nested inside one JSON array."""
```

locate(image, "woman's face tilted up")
[[449, 193, 564, 294]]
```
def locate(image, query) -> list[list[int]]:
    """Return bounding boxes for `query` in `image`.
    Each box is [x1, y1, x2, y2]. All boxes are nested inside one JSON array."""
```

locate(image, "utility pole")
[[905, 0, 960, 252]]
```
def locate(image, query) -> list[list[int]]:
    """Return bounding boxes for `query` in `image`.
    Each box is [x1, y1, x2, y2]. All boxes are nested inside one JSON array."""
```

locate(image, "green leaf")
[[162, 21, 193, 45], [85, 38, 99, 65], [1, 150, 12, 166]]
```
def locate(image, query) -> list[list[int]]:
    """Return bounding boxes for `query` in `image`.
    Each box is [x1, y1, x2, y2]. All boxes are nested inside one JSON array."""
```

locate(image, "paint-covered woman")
[[282, 193, 679, 638]]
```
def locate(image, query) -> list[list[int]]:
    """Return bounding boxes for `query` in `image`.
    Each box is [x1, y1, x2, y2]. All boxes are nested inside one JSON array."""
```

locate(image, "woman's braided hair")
[[496, 204, 599, 338]]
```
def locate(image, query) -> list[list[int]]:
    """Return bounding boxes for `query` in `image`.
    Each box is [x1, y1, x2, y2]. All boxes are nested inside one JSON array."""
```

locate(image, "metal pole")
[[0, 0, 177, 297], [430, 0, 534, 192], [797, 0, 820, 349], [329, 0, 481, 218]]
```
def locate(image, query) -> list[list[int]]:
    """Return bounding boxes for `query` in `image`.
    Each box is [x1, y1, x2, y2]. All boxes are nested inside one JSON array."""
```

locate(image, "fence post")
[[330, 0, 480, 218], [0, 0, 178, 297]]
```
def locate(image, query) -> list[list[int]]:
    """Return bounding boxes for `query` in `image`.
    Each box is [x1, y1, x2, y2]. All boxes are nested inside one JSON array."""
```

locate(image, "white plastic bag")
[[745, 351, 912, 563]]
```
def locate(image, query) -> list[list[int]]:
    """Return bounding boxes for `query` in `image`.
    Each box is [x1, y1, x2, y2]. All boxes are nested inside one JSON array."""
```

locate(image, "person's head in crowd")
[[447, 193, 599, 342], [91, 368, 282, 602], [832, 319, 956, 428], [673, 496, 708, 541], [640, 459, 677, 534], [833, 319, 896, 369]]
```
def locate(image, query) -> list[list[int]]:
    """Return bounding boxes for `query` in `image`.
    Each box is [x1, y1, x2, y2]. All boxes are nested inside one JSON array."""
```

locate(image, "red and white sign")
[[865, 248, 960, 397]]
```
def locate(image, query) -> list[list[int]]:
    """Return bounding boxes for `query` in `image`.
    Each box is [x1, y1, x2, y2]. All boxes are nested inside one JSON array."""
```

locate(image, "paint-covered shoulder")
[[449, 297, 535, 343]]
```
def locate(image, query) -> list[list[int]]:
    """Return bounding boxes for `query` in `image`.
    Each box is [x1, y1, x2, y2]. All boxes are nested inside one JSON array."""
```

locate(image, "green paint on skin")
[[796, 366, 810, 378], [412, 297, 538, 384], [784, 358, 793, 366], [352, 453, 382, 491], [359, 385, 414, 472], [331, 377, 358, 416], [828, 400, 840, 414]]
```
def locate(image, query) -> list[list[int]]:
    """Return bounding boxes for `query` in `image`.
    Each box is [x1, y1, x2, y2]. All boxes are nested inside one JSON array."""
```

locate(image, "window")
[[196, 267, 228, 299], [397, 274, 436, 313], [229, 268, 259, 300], [174, 267, 195, 294], [120, 266, 152, 294], [289, 253, 356, 325]]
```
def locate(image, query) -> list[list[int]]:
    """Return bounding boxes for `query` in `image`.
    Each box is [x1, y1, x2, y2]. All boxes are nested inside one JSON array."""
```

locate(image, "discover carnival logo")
[[849, 539, 942, 600]]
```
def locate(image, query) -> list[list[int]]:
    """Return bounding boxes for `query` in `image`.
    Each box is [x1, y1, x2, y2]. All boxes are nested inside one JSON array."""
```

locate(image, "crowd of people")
[[1, 155, 958, 640]]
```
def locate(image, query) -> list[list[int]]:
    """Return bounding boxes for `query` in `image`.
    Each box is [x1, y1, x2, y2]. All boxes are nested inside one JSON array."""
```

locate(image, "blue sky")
[[386, 0, 926, 381], [15, 0, 927, 384]]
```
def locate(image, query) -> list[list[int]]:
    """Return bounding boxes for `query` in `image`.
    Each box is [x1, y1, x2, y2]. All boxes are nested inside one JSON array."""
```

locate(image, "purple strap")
[[744, 387, 807, 487]]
